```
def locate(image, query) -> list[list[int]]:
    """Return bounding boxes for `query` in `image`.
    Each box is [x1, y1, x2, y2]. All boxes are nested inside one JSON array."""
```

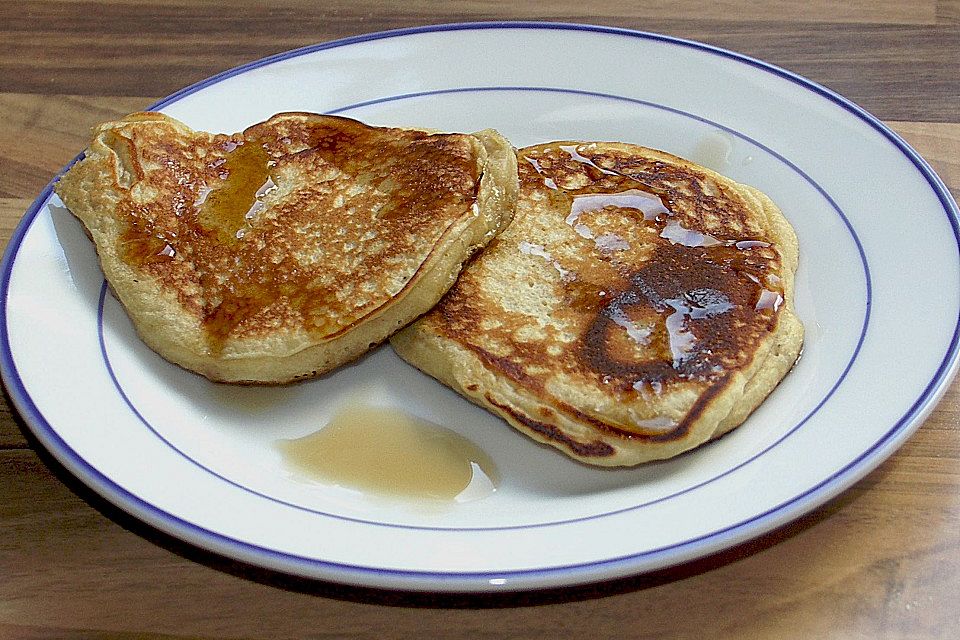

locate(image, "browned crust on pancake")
[[391, 140, 803, 466], [484, 394, 616, 458], [427, 145, 786, 435]]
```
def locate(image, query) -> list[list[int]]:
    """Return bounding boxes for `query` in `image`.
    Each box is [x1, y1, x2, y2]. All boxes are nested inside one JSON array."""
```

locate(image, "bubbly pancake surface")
[[391, 141, 803, 465], [55, 112, 517, 382]]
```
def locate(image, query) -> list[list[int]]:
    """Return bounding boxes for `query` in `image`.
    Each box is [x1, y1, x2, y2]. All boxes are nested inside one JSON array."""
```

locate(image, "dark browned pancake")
[[391, 141, 802, 465], [54, 112, 517, 383]]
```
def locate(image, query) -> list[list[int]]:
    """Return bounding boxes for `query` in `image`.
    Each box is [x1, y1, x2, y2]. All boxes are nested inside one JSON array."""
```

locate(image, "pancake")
[[54, 112, 518, 383], [391, 141, 803, 466]]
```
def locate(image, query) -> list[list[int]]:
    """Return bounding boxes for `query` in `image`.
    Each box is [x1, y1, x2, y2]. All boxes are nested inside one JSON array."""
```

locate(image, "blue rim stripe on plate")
[[100, 84, 870, 532], [2, 22, 958, 588]]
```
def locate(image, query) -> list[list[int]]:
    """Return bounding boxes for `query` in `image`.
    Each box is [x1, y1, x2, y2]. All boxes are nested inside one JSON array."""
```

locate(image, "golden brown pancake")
[[391, 141, 803, 466], [55, 112, 517, 383]]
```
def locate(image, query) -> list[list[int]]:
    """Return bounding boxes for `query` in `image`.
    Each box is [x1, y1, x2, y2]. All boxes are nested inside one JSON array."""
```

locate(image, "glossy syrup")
[[119, 140, 276, 265], [521, 143, 788, 389], [120, 227, 175, 264], [278, 404, 498, 503], [568, 190, 670, 224], [559, 144, 620, 175], [198, 141, 276, 242]]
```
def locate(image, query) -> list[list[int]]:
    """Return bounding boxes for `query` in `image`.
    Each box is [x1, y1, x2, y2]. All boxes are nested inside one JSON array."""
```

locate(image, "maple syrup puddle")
[[278, 405, 499, 503]]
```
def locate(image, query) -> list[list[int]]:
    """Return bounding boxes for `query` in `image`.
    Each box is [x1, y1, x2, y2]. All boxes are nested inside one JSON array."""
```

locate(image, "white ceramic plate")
[[2, 23, 958, 593]]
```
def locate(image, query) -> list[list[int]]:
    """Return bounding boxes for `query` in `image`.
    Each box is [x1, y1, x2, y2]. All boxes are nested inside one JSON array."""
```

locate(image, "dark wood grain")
[[0, 94, 149, 198], [939, 0, 960, 23], [2, 3, 958, 121], [3, 427, 957, 638], [1, 2, 958, 638]]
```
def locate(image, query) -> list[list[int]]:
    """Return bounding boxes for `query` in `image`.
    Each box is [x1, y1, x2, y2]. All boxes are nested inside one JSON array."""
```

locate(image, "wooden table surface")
[[2, 1, 959, 638]]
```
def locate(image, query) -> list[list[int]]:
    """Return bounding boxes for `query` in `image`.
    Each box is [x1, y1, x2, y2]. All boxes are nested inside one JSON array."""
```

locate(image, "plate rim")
[[2, 20, 959, 592]]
